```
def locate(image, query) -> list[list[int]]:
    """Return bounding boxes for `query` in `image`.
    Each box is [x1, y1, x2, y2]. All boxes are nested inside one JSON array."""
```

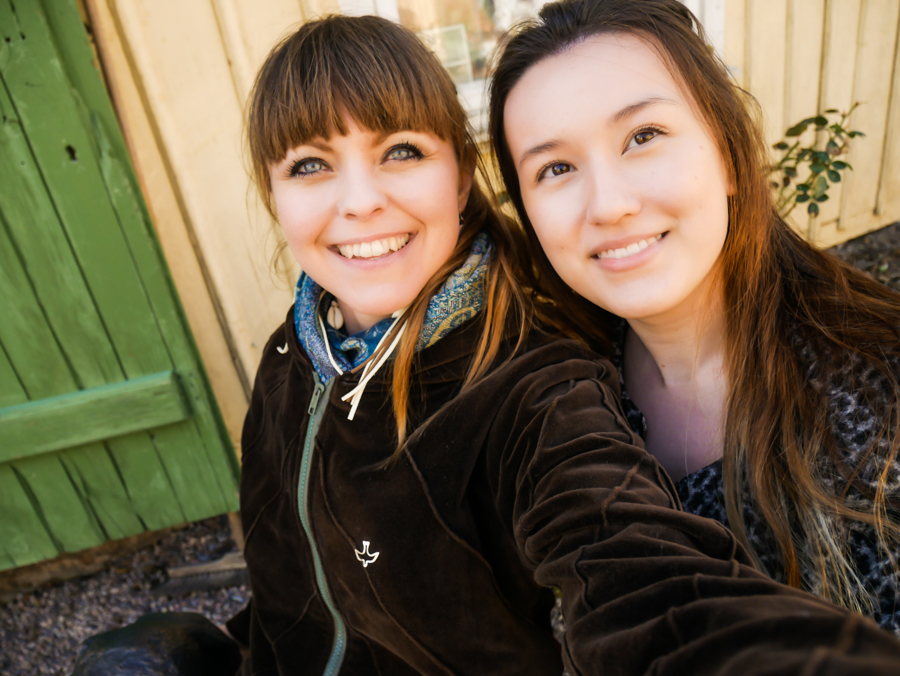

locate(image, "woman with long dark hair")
[[491, 0, 900, 634]]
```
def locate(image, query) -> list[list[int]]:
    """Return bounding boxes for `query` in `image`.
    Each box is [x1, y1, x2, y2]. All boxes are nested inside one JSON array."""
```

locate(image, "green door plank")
[[0, 342, 26, 409], [58, 449, 146, 539], [0, 80, 123, 389], [1, 0, 172, 378], [103, 433, 187, 530], [0, 547, 15, 572], [0, 213, 80, 395], [0, 351, 60, 568], [0, 465, 62, 569], [10, 454, 106, 552], [0, 371, 191, 463], [152, 423, 228, 521]]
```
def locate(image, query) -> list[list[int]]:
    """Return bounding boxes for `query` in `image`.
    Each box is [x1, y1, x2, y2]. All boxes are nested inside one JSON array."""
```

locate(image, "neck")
[[626, 288, 726, 389]]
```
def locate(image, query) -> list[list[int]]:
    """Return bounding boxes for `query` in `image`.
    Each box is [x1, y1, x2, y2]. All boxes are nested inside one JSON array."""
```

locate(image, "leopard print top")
[[613, 321, 900, 635]]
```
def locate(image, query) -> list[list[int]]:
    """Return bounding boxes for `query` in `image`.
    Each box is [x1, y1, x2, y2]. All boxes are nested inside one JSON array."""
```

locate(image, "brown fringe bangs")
[[248, 16, 467, 216]]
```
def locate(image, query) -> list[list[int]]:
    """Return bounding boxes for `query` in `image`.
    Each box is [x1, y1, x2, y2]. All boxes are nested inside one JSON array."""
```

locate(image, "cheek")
[[522, 192, 569, 252]]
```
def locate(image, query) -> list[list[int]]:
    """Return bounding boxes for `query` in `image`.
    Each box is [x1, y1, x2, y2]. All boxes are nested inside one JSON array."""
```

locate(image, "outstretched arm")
[[486, 351, 900, 675]]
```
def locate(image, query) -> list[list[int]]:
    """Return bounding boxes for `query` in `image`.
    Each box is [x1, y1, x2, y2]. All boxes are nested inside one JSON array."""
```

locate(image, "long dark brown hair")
[[248, 15, 533, 454], [489, 0, 900, 612]]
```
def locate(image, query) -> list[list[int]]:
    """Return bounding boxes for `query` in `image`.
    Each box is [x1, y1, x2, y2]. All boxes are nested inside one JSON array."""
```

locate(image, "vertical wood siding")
[[726, 0, 900, 246]]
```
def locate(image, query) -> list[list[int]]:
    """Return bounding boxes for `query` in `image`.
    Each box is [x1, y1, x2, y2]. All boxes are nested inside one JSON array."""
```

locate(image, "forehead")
[[503, 34, 688, 144]]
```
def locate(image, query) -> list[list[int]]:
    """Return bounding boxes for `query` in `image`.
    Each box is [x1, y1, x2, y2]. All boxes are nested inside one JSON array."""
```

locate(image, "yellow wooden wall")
[[82, 0, 900, 448], [723, 0, 900, 247]]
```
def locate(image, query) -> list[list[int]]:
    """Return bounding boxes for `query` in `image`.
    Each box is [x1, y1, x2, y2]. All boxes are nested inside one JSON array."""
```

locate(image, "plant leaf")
[[810, 161, 826, 174], [827, 169, 841, 182], [813, 175, 828, 197], [808, 202, 820, 216], [773, 141, 789, 150], [784, 166, 798, 177], [796, 194, 811, 203], [832, 160, 848, 169]]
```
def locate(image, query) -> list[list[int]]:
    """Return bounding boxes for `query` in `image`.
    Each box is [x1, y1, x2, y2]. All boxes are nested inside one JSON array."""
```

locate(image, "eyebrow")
[[611, 97, 675, 124], [517, 97, 675, 168]]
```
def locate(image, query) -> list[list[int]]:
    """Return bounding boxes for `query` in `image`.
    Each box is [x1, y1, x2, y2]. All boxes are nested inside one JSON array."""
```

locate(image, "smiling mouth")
[[337, 234, 411, 260], [595, 233, 665, 260]]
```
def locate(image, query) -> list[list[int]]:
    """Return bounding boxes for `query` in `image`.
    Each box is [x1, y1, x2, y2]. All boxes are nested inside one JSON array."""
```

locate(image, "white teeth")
[[598, 234, 663, 260], [338, 234, 410, 259]]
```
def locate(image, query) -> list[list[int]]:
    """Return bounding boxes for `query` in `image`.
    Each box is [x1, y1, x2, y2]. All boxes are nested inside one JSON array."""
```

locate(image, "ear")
[[457, 148, 476, 213]]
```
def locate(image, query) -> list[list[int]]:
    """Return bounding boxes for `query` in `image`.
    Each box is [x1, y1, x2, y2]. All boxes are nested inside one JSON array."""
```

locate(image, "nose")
[[583, 156, 642, 226], [337, 163, 388, 221]]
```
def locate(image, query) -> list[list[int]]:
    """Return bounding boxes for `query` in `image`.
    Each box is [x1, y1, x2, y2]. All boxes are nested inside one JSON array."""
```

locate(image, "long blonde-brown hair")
[[489, 0, 900, 612], [248, 15, 533, 455]]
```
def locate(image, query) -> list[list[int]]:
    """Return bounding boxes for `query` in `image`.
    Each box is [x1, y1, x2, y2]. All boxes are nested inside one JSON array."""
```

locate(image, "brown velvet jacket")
[[237, 310, 900, 675]]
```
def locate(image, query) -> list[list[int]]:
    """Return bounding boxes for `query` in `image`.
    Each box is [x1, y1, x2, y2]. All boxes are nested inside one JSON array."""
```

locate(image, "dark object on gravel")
[[70, 612, 241, 676]]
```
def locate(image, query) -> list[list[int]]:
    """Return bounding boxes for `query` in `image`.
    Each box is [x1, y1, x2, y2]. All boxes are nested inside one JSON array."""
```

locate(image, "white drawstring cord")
[[340, 308, 407, 421], [314, 290, 409, 421]]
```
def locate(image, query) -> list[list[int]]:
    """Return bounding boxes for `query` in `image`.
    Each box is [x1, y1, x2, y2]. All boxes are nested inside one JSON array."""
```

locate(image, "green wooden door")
[[0, 0, 239, 571]]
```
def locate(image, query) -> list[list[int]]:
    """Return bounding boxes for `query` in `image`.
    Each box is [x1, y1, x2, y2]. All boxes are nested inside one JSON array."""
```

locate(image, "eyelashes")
[[287, 158, 326, 178], [627, 124, 667, 150], [285, 141, 425, 179], [535, 161, 571, 183], [385, 142, 424, 162]]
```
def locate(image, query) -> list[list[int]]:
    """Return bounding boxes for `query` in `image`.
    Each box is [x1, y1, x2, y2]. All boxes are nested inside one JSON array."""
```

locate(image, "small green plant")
[[771, 103, 864, 218]]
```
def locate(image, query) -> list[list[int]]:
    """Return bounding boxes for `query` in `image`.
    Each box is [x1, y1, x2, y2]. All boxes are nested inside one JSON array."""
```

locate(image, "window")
[[335, 0, 724, 136]]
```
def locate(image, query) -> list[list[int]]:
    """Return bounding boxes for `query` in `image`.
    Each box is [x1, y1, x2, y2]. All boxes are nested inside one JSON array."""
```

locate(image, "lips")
[[337, 234, 411, 260], [595, 233, 664, 260]]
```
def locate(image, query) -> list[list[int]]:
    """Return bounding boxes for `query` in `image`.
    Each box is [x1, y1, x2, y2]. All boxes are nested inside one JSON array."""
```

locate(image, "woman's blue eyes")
[[291, 159, 324, 176], [386, 144, 422, 161], [288, 143, 422, 178]]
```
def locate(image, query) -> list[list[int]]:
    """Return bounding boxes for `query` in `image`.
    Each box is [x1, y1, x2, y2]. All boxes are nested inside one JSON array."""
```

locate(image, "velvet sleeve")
[[485, 353, 900, 676]]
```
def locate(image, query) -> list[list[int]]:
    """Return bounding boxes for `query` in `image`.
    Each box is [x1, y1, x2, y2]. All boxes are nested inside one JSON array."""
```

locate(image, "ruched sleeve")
[[485, 354, 900, 676]]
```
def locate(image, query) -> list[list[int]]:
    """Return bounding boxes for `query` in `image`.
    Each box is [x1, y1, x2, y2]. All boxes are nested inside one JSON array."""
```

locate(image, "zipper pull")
[[307, 381, 325, 415]]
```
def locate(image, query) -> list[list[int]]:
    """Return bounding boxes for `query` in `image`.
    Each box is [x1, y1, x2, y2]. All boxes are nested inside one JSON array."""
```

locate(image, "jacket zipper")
[[298, 377, 346, 675]]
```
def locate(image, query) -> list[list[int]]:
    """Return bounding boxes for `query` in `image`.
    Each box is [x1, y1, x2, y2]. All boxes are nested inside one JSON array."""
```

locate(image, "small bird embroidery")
[[276, 343, 289, 354], [355, 541, 380, 568]]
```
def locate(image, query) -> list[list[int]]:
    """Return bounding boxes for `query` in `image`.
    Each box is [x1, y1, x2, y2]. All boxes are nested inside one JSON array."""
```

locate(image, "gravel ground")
[[1, 221, 898, 676], [0, 517, 247, 676], [829, 220, 900, 293]]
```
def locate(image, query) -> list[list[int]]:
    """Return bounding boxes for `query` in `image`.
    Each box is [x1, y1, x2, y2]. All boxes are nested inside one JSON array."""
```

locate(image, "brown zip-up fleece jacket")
[[237, 309, 900, 676]]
